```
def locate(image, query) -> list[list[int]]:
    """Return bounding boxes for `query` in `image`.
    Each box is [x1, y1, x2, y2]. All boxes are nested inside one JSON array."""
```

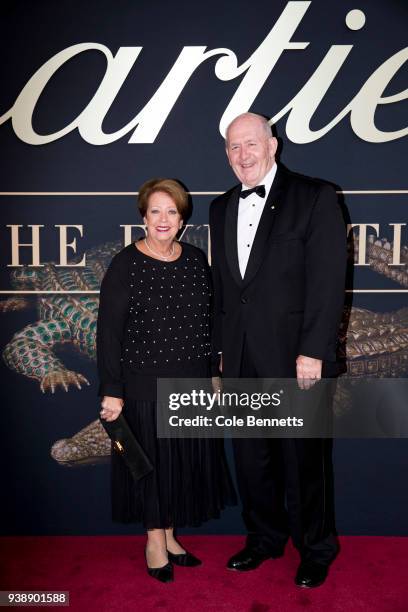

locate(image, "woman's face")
[[144, 191, 183, 242]]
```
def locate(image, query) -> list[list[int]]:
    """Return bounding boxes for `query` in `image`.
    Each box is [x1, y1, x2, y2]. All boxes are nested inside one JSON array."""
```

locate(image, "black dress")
[[97, 241, 236, 528]]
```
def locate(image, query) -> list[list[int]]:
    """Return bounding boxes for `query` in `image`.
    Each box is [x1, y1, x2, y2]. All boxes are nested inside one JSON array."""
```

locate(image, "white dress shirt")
[[237, 163, 277, 278]]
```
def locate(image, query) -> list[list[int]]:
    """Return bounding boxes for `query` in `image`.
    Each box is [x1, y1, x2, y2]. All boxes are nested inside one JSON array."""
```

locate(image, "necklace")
[[144, 238, 175, 261]]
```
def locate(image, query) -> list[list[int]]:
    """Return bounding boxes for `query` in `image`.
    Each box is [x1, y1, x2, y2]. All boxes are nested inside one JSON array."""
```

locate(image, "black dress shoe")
[[227, 547, 272, 571], [167, 550, 202, 567], [295, 561, 328, 588], [145, 550, 174, 583]]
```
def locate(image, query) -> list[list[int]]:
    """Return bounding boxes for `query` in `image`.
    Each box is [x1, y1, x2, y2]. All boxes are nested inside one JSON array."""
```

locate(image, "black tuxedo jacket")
[[209, 164, 347, 378]]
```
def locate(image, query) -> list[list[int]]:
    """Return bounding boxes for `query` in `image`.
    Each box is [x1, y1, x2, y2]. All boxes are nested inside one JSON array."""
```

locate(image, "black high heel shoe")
[[167, 549, 202, 567], [145, 550, 174, 583]]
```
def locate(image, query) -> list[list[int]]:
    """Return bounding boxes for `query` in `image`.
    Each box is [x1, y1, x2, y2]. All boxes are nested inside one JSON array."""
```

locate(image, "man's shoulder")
[[210, 184, 240, 216], [283, 166, 335, 195]]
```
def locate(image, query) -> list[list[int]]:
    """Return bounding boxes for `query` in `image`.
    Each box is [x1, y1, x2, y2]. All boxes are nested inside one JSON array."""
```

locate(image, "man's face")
[[226, 116, 278, 187]]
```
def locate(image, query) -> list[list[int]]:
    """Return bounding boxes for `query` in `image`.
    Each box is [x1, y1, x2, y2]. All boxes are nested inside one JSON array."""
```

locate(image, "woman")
[[96, 178, 236, 583]]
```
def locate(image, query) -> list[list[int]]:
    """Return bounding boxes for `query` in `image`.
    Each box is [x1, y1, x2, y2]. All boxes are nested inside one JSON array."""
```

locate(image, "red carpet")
[[1, 536, 407, 611]]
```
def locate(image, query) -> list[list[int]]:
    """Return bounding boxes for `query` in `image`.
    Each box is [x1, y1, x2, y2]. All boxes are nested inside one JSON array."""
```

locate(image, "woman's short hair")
[[138, 178, 189, 219]]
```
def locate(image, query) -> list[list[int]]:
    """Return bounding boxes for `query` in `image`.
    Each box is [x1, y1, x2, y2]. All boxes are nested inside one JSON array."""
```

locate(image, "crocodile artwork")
[[2, 228, 408, 464]]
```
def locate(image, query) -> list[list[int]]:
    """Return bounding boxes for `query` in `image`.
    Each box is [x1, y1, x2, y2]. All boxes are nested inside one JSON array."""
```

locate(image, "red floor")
[[1, 535, 407, 611]]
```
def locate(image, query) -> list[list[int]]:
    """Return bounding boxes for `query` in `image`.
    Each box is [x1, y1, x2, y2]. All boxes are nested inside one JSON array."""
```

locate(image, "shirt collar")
[[241, 162, 277, 199]]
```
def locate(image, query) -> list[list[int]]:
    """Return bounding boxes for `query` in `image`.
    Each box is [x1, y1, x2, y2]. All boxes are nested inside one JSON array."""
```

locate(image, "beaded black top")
[[96, 241, 212, 400]]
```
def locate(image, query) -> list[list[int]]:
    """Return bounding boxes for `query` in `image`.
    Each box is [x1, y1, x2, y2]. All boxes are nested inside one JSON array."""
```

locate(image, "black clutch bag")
[[99, 414, 153, 482]]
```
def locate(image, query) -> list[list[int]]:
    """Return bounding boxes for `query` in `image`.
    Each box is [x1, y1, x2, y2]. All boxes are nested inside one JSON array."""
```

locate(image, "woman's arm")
[[96, 250, 130, 400], [197, 246, 222, 376]]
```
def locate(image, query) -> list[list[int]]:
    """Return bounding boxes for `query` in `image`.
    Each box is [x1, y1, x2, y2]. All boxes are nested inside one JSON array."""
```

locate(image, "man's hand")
[[100, 396, 124, 422], [296, 355, 322, 390]]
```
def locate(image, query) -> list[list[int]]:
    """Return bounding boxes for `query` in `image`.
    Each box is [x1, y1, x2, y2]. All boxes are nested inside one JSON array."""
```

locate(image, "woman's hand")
[[211, 376, 222, 394], [100, 396, 124, 422]]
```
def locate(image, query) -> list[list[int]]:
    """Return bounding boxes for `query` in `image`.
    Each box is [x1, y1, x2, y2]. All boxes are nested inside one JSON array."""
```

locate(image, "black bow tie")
[[240, 185, 266, 199]]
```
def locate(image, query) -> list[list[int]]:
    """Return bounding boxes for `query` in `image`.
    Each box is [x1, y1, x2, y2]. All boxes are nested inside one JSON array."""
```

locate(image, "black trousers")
[[232, 340, 338, 565]]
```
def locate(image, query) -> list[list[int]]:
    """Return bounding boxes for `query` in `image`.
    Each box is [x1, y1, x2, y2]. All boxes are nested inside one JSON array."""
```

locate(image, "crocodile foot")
[[0, 297, 30, 312], [51, 419, 111, 463], [40, 370, 90, 393]]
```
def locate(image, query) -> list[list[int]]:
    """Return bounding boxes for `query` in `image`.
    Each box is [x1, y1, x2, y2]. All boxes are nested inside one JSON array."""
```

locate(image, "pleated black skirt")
[[111, 398, 237, 529]]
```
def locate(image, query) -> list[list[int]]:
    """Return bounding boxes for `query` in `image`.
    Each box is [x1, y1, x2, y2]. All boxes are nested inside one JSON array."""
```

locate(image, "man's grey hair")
[[225, 113, 273, 142]]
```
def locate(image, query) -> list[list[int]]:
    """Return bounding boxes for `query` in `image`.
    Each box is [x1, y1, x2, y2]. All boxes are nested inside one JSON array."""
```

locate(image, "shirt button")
[[241, 297, 248, 304]]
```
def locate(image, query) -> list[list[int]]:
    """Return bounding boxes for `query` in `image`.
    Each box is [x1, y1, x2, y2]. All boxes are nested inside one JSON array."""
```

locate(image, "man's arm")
[[298, 184, 347, 366]]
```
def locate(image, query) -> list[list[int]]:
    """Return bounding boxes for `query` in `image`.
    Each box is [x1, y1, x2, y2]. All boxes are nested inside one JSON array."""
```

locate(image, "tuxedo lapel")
[[224, 185, 242, 287], [242, 165, 288, 288]]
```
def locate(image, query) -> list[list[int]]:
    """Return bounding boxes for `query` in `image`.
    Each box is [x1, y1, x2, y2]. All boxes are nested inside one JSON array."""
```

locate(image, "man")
[[209, 113, 346, 587]]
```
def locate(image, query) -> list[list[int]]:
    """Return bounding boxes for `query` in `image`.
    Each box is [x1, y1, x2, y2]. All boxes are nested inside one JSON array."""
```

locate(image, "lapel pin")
[[271, 205, 275, 210]]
